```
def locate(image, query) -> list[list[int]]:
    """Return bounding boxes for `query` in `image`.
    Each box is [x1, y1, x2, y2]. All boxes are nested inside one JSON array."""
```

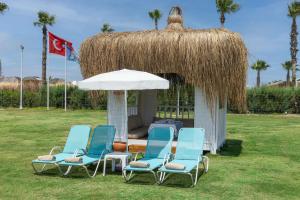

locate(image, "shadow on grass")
[[32, 166, 63, 177], [125, 168, 207, 188], [159, 168, 206, 188], [219, 139, 243, 156], [32, 163, 109, 179], [125, 172, 158, 185]]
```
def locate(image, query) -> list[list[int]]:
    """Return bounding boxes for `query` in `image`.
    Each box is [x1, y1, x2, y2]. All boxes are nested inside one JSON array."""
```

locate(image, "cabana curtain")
[[107, 91, 127, 142]]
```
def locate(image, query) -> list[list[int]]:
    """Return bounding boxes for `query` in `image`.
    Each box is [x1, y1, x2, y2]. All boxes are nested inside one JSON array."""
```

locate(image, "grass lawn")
[[0, 109, 299, 199]]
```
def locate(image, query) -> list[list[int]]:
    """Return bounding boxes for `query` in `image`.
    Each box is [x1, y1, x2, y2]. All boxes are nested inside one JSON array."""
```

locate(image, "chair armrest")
[[202, 155, 208, 160], [133, 152, 144, 161], [163, 153, 173, 165], [80, 148, 88, 155], [202, 155, 209, 172], [202, 155, 209, 164], [168, 153, 175, 161], [98, 149, 110, 160], [49, 146, 61, 155], [71, 148, 87, 157]]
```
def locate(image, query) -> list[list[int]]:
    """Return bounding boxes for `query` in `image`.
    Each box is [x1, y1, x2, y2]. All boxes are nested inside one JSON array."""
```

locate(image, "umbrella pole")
[[107, 91, 109, 124], [124, 90, 128, 152]]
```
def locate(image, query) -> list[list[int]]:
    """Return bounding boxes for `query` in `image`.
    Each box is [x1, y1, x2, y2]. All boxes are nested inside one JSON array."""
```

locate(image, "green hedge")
[[0, 86, 107, 109], [2, 86, 300, 113], [245, 87, 300, 113]]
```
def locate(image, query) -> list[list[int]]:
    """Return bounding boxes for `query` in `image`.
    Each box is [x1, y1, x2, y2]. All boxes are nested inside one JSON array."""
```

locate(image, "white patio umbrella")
[[78, 69, 169, 90], [78, 69, 169, 151]]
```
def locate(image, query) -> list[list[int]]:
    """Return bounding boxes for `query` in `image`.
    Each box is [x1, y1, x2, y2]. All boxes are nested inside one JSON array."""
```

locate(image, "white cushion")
[[64, 157, 83, 163], [129, 161, 149, 168], [37, 155, 56, 161], [165, 162, 185, 170]]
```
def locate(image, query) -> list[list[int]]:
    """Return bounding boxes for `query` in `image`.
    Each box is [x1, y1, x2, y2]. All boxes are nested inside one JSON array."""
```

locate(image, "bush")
[[244, 87, 300, 113], [24, 91, 42, 107], [0, 89, 19, 107], [0, 86, 106, 109], [69, 87, 90, 109], [2, 85, 300, 113]]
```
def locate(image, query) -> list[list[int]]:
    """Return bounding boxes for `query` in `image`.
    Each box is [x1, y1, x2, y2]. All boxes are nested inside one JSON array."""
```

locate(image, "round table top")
[[105, 152, 132, 158]]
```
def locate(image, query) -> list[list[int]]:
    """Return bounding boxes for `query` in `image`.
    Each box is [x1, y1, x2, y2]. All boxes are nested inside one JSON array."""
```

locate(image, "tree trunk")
[[287, 69, 290, 86], [220, 12, 225, 28], [290, 17, 298, 87], [42, 25, 47, 85], [256, 70, 260, 87], [155, 19, 158, 30]]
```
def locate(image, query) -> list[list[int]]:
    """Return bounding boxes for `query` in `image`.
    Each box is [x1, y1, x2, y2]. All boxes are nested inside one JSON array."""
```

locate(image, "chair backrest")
[[174, 128, 205, 160], [144, 127, 174, 159], [87, 125, 116, 156], [63, 125, 92, 154]]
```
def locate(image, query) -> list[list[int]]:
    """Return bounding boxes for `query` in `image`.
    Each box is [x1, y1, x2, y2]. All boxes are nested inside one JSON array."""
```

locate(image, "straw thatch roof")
[[79, 7, 248, 112]]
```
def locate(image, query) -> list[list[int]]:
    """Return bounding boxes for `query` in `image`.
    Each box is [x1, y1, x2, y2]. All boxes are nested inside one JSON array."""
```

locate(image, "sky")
[[0, 0, 297, 86]]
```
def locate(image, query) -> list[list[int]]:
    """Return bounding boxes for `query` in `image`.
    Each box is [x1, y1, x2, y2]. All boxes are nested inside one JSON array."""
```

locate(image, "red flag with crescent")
[[48, 31, 72, 56]]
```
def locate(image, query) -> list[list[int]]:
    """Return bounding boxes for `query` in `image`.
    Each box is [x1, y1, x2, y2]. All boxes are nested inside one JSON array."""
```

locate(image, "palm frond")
[[0, 2, 8, 14], [148, 12, 155, 20], [251, 60, 270, 71], [33, 21, 42, 27], [230, 3, 240, 12], [216, 0, 240, 13], [101, 23, 114, 33], [282, 61, 292, 70], [153, 9, 162, 19], [149, 9, 162, 20], [288, 1, 300, 17], [34, 11, 56, 27]]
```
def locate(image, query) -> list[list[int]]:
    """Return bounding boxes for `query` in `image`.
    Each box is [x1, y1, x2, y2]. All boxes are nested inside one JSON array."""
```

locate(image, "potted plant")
[[113, 141, 127, 152]]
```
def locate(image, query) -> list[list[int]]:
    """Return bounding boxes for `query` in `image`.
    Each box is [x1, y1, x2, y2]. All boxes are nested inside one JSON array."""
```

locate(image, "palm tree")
[[251, 60, 270, 87], [0, 2, 8, 14], [288, 1, 300, 87], [148, 9, 162, 30], [215, 0, 240, 28], [282, 61, 292, 86], [33, 11, 55, 85], [101, 23, 114, 33]]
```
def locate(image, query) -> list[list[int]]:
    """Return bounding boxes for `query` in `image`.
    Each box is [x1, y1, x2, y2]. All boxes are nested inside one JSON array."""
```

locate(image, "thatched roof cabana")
[[80, 7, 248, 111]]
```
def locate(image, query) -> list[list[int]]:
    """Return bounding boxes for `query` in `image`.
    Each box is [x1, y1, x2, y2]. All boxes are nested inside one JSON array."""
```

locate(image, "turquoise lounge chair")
[[123, 127, 174, 183], [158, 128, 209, 186], [58, 125, 115, 177], [32, 125, 91, 174]]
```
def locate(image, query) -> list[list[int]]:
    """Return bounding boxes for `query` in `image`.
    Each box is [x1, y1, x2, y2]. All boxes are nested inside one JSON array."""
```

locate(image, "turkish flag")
[[48, 32, 72, 56]]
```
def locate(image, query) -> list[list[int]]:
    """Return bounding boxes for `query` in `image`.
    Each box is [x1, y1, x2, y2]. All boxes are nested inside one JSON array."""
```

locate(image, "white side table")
[[103, 152, 132, 176]]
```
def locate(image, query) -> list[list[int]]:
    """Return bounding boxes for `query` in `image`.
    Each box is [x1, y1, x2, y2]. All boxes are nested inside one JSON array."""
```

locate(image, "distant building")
[[23, 76, 41, 81], [50, 78, 65, 85], [0, 76, 20, 83], [0, 75, 73, 87], [266, 79, 300, 87]]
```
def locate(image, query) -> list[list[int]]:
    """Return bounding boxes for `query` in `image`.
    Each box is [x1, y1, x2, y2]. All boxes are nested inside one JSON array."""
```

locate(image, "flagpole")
[[47, 76, 50, 110], [64, 41, 67, 112], [20, 45, 24, 110]]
